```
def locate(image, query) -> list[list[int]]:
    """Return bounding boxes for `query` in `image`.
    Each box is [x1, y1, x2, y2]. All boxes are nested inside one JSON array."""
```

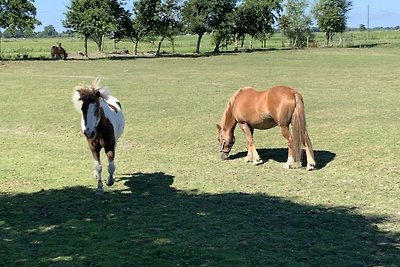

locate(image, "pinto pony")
[[72, 79, 125, 193], [51, 43, 68, 60], [217, 86, 316, 170]]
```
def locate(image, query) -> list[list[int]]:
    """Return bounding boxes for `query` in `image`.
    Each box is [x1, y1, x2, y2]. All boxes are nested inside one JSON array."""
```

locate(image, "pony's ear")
[[216, 124, 222, 131], [95, 90, 101, 97]]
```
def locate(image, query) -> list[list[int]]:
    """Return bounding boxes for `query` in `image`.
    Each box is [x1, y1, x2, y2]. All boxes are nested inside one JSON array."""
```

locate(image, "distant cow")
[[51, 43, 68, 60]]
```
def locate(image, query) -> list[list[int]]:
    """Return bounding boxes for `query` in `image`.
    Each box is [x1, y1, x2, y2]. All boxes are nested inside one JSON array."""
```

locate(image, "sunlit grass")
[[0, 48, 399, 265]]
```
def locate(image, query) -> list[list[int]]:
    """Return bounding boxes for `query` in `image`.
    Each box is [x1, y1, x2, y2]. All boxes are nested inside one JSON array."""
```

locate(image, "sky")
[[33, 0, 400, 32]]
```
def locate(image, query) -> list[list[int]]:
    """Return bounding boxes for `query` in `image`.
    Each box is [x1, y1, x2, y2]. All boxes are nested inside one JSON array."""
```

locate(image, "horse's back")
[[233, 86, 298, 128]]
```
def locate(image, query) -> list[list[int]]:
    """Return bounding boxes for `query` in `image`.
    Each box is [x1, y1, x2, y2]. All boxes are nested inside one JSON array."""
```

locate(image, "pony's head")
[[216, 124, 235, 160], [72, 79, 109, 139]]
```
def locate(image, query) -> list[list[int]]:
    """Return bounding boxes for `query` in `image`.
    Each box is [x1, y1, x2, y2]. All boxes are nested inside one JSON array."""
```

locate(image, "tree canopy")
[[63, 0, 127, 55], [312, 0, 352, 45], [0, 0, 40, 34]]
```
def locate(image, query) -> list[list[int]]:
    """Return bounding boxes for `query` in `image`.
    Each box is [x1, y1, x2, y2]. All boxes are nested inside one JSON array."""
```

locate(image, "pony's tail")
[[291, 92, 307, 163]]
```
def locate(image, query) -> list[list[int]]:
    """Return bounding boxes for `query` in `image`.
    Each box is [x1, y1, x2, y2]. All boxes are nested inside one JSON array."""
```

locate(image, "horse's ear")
[[216, 124, 222, 131], [95, 90, 101, 97]]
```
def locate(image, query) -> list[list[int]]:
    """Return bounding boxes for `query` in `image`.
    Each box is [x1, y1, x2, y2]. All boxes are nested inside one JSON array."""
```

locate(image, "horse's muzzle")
[[84, 130, 95, 139], [220, 152, 229, 160]]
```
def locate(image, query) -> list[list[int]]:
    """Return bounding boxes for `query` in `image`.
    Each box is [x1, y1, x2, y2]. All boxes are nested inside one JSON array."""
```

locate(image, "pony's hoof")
[[306, 163, 316, 171], [106, 176, 115, 186], [291, 162, 302, 169], [96, 188, 104, 195], [252, 159, 263, 165], [244, 156, 252, 162]]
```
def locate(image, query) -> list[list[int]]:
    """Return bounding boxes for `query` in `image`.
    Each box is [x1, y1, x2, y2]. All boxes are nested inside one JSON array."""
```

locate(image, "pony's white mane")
[[72, 78, 111, 112]]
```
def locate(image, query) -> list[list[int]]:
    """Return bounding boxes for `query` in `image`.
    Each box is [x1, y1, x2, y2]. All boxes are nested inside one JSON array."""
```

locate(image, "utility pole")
[[367, 5, 370, 41]]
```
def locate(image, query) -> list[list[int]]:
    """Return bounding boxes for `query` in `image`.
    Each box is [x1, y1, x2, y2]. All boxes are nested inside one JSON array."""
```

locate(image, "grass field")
[[1, 30, 400, 59], [0, 47, 399, 265]]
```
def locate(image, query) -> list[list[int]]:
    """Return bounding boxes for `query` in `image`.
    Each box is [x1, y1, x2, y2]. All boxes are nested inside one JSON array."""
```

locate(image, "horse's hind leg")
[[105, 148, 116, 186], [304, 131, 316, 170], [239, 123, 262, 165], [280, 126, 298, 169]]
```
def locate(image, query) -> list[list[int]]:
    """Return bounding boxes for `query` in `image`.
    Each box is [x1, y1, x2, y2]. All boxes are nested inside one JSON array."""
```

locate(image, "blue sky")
[[34, 0, 400, 32]]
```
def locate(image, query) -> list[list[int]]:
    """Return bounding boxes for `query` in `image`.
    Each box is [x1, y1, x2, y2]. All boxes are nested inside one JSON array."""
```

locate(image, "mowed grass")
[[0, 48, 399, 266]]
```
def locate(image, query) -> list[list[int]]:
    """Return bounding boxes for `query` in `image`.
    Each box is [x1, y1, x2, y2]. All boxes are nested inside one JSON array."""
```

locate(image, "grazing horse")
[[51, 43, 68, 60], [217, 86, 316, 170], [72, 79, 125, 193]]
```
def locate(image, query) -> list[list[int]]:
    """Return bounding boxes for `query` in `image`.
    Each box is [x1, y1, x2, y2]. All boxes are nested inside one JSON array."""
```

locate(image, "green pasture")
[[1, 30, 400, 59], [0, 47, 399, 266]]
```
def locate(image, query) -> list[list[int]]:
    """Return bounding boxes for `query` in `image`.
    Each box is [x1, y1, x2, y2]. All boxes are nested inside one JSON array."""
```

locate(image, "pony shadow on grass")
[[229, 148, 336, 169], [0, 172, 398, 266]]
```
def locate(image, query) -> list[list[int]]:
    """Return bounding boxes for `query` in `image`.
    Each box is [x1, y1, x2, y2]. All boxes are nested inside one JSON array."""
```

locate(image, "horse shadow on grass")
[[229, 148, 336, 169], [0, 171, 398, 266]]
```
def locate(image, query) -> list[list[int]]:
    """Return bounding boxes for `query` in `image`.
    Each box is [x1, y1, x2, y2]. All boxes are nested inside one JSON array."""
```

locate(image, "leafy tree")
[[209, 0, 236, 53], [232, 0, 282, 50], [64, 0, 126, 56], [182, 0, 237, 53], [37, 25, 59, 37], [156, 0, 181, 54], [0, 0, 40, 34], [312, 0, 352, 45], [280, 0, 312, 48], [181, 0, 210, 53], [133, 0, 181, 55]]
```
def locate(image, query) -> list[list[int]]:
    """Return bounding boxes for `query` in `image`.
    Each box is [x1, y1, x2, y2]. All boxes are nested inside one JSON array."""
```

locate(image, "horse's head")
[[216, 124, 235, 160], [78, 89, 102, 139]]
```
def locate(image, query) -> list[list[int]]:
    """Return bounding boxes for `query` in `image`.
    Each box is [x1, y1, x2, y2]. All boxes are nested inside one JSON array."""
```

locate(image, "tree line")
[[1, 0, 353, 56]]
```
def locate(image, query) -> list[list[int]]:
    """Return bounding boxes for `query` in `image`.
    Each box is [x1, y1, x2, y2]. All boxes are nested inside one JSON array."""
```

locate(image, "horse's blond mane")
[[72, 78, 111, 112], [220, 87, 248, 127]]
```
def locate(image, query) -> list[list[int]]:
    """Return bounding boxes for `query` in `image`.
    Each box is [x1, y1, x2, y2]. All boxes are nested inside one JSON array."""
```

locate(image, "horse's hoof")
[[244, 156, 252, 162], [106, 176, 115, 186], [283, 163, 290, 169], [96, 188, 104, 195], [252, 159, 263, 165], [306, 163, 316, 171]]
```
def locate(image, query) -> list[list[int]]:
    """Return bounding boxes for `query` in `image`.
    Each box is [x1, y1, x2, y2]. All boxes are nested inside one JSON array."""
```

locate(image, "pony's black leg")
[[104, 147, 115, 186]]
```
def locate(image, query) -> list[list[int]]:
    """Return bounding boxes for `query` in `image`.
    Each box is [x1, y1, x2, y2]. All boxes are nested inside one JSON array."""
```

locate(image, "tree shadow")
[[229, 148, 336, 169], [0, 172, 397, 266]]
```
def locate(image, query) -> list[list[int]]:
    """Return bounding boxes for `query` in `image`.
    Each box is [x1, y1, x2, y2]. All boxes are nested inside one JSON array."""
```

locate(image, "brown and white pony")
[[217, 86, 316, 170], [51, 43, 68, 60], [72, 79, 125, 193]]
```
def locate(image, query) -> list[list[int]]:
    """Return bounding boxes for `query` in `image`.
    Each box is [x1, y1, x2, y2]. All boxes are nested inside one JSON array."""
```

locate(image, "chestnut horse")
[[72, 79, 125, 193], [217, 86, 316, 170]]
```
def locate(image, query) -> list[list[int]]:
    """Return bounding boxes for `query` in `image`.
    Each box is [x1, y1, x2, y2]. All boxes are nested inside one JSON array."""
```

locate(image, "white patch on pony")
[[94, 161, 102, 179], [84, 103, 100, 136], [108, 160, 115, 175]]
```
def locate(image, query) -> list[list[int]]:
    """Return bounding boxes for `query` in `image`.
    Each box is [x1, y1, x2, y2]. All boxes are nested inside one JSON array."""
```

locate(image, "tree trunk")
[[325, 32, 330, 46], [84, 35, 88, 57], [156, 36, 165, 55], [234, 33, 239, 52], [195, 33, 203, 53], [213, 39, 221, 53]]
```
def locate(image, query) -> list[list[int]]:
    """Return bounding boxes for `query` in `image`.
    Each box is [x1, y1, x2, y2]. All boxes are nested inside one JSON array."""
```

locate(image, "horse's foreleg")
[[90, 146, 103, 194], [105, 148, 115, 186], [239, 123, 262, 165]]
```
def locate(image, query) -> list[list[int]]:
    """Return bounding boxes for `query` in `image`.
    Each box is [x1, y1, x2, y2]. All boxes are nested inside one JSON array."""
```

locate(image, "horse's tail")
[[291, 92, 307, 163]]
